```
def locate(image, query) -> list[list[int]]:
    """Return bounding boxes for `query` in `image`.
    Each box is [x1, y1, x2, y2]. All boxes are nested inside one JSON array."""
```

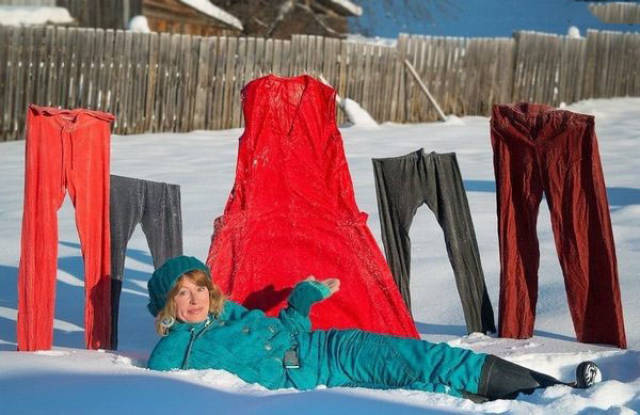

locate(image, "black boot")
[[477, 355, 570, 400], [575, 361, 602, 389]]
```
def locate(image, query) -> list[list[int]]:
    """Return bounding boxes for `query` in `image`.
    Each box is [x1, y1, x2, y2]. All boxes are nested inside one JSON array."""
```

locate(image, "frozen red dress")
[[206, 74, 418, 338]]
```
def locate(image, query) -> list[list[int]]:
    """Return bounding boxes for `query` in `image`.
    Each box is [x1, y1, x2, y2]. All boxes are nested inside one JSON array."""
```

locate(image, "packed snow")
[[128, 15, 151, 33], [0, 97, 639, 414], [567, 25, 581, 39], [339, 97, 380, 128], [0, 6, 73, 26]]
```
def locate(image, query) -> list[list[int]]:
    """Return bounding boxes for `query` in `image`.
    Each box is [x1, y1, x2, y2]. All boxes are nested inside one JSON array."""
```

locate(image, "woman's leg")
[[477, 355, 568, 399], [323, 330, 487, 397], [477, 356, 601, 400], [321, 330, 601, 400]]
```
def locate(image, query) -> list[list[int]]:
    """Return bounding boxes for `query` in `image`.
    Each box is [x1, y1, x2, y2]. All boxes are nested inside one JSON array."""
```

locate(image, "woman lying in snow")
[[146, 255, 602, 401]]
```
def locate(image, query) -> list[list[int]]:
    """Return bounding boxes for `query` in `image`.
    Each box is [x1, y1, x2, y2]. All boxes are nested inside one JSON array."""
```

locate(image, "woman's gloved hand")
[[304, 275, 340, 297]]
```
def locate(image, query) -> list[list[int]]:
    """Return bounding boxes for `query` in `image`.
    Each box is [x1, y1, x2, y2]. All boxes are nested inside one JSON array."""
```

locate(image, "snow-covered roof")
[[0, 6, 73, 26], [178, 0, 243, 31], [318, 0, 363, 17], [588, 2, 640, 24]]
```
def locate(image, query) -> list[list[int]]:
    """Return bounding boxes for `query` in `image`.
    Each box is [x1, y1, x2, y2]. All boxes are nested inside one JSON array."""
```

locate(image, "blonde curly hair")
[[154, 269, 225, 336]]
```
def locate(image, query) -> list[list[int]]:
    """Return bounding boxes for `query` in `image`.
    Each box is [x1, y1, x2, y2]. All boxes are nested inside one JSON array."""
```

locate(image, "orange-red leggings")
[[17, 105, 114, 351]]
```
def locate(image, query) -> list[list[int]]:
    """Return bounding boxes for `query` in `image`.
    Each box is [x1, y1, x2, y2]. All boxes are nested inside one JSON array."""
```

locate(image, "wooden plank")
[[405, 36, 419, 121], [240, 37, 256, 127], [109, 30, 126, 131], [296, 35, 307, 75], [244, 38, 257, 87], [193, 36, 211, 131], [53, 26, 68, 110], [272, 39, 283, 75], [176, 34, 194, 131], [263, 38, 273, 76], [154, 32, 171, 132], [0, 27, 9, 138], [582, 30, 597, 99], [121, 30, 134, 133], [232, 37, 248, 128], [304, 35, 314, 74], [282, 39, 291, 76], [143, 31, 158, 132], [99, 29, 115, 113], [321, 37, 334, 84], [255, 37, 265, 77], [163, 33, 181, 132], [65, 27, 80, 109], [212, 36, 226, 130], [362, 43, 373, 117], [369, 45, 382, 120], [34, 26, 49, 107], [391, 34, 407, 122], [78, 28, 95, 108], [133, 31, 149, 133], [380, 46, 394, 122], [1, 27, 19, 140], [204, 36, 218, 130], [17, 26, 34, 138], [596, 31, 610, 97], [89, 28, 104, 109], [499, 38, 516, 105], [126, 29, 139, 132], [222, 36, 237, 129], [618, 33, 631, 96], [186, 34, 201, 131], [630, 33, 640, 96], [314, 35, 324, 78]]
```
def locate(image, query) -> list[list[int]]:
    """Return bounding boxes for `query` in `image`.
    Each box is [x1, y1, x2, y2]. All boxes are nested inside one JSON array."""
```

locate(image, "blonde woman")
[[147, 256, 601, 401]]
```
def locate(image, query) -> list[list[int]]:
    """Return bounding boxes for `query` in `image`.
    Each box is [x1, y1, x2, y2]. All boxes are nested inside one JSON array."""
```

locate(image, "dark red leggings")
[[17, 105, 114, 351], [491, 103, 626, 349]]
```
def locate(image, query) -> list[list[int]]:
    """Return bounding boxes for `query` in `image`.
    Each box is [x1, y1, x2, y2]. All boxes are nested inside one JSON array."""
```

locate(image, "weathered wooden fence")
[[1, 26, 639, 141]]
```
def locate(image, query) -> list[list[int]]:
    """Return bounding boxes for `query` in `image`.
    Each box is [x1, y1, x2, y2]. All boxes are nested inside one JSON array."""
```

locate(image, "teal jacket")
[[147, 280, 332, 389]]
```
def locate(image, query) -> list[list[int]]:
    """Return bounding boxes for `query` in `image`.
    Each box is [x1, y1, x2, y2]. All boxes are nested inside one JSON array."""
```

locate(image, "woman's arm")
[[287, 278, 336, 316], [279, 276, 340, 332]]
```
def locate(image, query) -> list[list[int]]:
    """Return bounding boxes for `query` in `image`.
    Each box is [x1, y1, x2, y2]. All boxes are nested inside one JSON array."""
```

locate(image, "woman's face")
[[173, 277, 210, 323]]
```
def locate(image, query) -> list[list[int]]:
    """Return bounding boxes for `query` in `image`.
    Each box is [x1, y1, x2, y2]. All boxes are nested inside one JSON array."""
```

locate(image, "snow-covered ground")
[[0, 98, 638, 414]]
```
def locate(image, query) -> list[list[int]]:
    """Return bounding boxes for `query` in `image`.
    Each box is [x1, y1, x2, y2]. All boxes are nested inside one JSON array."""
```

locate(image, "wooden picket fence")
[[1, 26, 639, 141]]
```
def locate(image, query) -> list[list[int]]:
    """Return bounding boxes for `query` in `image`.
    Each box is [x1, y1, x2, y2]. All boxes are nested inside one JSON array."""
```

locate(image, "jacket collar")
[[170, 314, 214, 332]]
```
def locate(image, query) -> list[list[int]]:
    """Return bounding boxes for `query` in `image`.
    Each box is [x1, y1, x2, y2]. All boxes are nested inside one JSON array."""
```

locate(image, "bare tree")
[[212, 0, 356, 38]]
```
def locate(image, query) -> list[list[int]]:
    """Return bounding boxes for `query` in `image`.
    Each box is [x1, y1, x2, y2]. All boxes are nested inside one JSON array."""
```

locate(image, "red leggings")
[[17, 105, 114, 351], [491, 103, 626, 349]]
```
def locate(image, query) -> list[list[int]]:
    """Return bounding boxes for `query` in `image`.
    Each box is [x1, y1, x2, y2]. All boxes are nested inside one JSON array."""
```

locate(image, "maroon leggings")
[[491, 103, 626, 349]]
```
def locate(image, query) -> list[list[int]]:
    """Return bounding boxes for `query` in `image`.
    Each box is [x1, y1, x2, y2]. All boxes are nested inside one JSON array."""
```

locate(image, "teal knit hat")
[[147, 255, 211, 317]]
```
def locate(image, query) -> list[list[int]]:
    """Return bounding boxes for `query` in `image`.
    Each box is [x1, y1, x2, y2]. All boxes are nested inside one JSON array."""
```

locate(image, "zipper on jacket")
[[181, 317, 213, 370]]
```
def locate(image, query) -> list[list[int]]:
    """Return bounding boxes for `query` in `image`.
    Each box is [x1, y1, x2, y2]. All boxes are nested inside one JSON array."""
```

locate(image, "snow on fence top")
[[179, 0, 243, 31]]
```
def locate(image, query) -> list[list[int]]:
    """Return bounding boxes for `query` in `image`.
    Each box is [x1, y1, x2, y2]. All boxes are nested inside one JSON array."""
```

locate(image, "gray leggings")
[[110, 175, 183, 349], [372, 149, 495, 334]]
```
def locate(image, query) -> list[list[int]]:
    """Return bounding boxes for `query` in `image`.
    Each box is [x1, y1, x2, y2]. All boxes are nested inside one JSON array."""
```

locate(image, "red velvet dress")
[[206, 74, 418, 338]]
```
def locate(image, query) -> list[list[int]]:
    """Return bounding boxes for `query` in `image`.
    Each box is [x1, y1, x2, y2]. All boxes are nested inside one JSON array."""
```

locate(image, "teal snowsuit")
[[147, 280, 488, 397]]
